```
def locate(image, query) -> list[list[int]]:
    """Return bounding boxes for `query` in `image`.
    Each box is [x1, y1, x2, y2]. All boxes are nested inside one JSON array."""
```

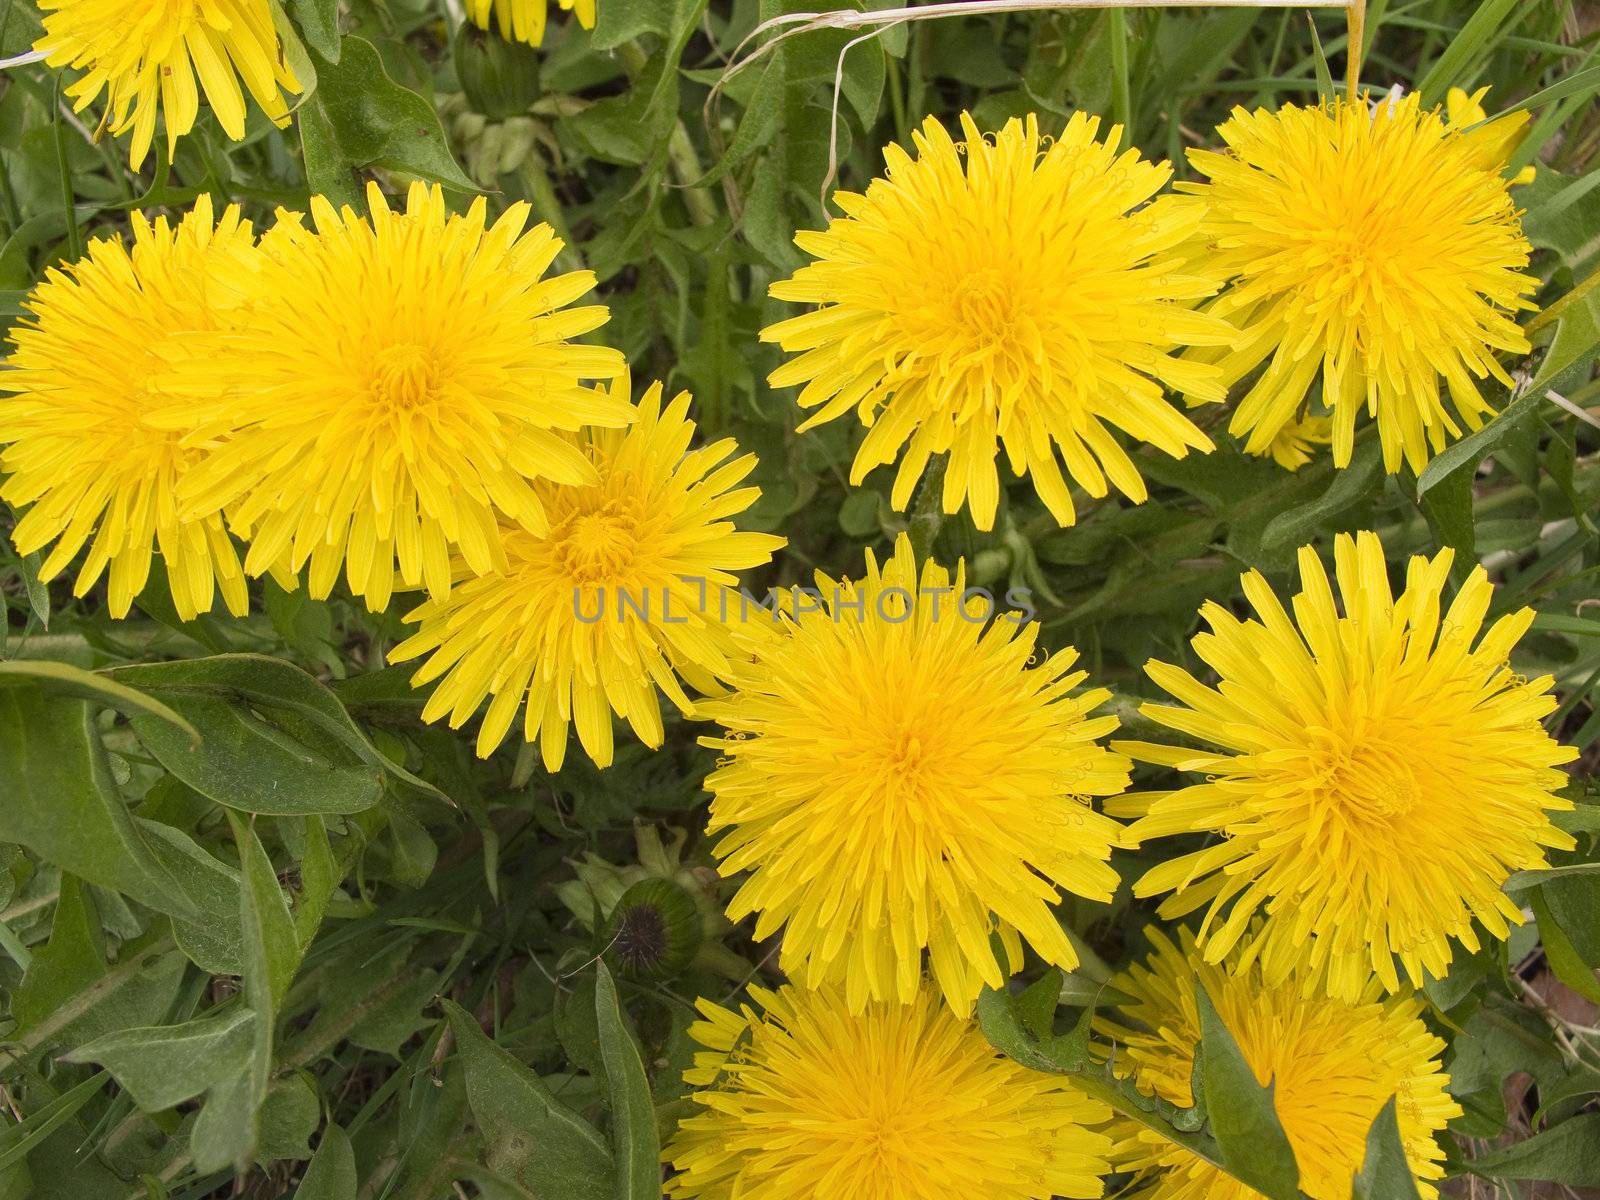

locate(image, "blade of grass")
[[1516, 63, 1600, 115], [1308, 14, 1335, 101], [50, 75, 81, 260], [1416, 0, 1523, 107]]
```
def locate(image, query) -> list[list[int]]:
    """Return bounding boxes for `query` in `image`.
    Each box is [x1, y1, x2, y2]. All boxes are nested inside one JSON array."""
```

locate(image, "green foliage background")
[[1, 0, 1599, 1196]]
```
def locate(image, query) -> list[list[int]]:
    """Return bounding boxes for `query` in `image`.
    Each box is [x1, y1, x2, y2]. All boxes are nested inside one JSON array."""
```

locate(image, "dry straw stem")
[[707, 0, 1367, 212], [1547, 390, 1600, 433]]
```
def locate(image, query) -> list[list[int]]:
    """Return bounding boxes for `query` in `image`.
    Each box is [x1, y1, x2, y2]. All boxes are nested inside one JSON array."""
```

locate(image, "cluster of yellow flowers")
[[667, 529, 1574, 1200], [3, 8, 1576, 1198]]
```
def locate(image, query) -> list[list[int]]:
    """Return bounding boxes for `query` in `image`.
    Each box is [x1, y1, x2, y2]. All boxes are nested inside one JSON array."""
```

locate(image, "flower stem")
[[909, 456, 947, 558]]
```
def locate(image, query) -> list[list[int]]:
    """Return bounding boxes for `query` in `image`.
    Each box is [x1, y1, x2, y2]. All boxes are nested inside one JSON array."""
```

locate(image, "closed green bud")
[[454, 24, 541, 120]]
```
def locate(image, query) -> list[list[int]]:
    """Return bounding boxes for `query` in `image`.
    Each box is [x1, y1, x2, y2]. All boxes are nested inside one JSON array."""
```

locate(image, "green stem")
[[1527, 257, 1600, 336], [1108, 11, 1131, 149], [908, 456, 947, 558], [667, 121, 718, 227]]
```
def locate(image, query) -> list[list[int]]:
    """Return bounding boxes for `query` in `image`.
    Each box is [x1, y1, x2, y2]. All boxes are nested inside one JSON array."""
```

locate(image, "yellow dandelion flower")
[[466, 0, 596, 46], [761, 111, 1234, 532], [664, 981, 1113, 1200], [174, 182, 628, 612], [1184, 95, 1538, 475], [1255, 412, 1332, 471], [390, 377, 784, 768], [35, 0, 300, 168], [1445, 86, 1536, 185], [1097, 927, 1460, 1200], [700, 534, 1131, 1016], [1, 197, 257, 619], [1110, 531, 1577, 1002]]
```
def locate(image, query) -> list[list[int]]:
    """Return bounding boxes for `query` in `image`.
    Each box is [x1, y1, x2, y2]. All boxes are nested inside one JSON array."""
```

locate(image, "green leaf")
[[294, 1126, 357, 1200], [10, 877, 112, 1034], [270, 0, 319, 103], [975, 971, 1094, 1074], [19, 551, 49, 629], [191, 814, 303, 1174], [1532, 612, 1600, 637], [1352, 1098, 1422, 1200], [145, 822, 245, 976], [442, 1000, 615, 1199], [1195, 985, 1302, 1200], [1057, 971, 1140, 1009], [1418, 464, 1475, 562], [698, 55, 785, 188], [1504, 862, 1600, 892], [976, 978, 1219, 1153], [1531, 886, 1600, 1004], [1258, 437, 1380, 561], [374, 805, 439, 888], [1542, 867, 1600, 963], [231, 812, 302, 1014], [1532, 1066, 1600, 1127], [64, 1008, 258, 1112], [110, 655, 392, 816], [591, 0, 675, 49], [1017, 966, 1066, 1040], [299, 36, 476, 203], [566, 0, 706, 170], [593, 963, 660, 1200], [1416, 391, 1540, 501], [1306, 15, 1334, 103], [1534, 305, 1600, 396], [294, 815, 339, 948], [1513, 64, 1600, 115], [259, 1074, 322, 1164], [0, 690, 202, 921], [1465, 1113, 1600, 1186], [191, 1069, 259, 1177], [290, 0, 340, 62], [0, 660, 195, 741], [128, 695, 382, 815], [11, 877, 184, 1052], [111, 653, 444, 810]]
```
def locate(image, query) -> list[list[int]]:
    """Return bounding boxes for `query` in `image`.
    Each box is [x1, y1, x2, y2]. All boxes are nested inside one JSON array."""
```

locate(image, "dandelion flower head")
[[664, 981, 1113, 1200], [35, 0, 301, 167], [391, 377, 784, 768], [1184, 94, 1537, 474], [1112, 531, 1576, 1002], [1097, 926, 1460, 1200], [177, 182, 628, 611], [2, 197, 257, 619], [763, 111, 1234, 532], [700, 535, 1132, 1016]]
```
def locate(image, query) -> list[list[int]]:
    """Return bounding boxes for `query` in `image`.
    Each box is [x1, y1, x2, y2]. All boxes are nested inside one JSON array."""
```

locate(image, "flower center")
[[1324, 743, 1419, 821], [370, 343, 437, 411], [889, 730, 930, 774], [949, 268, 1019, 343], [551, 499, 642, 586], [862, 706, 966, 807]]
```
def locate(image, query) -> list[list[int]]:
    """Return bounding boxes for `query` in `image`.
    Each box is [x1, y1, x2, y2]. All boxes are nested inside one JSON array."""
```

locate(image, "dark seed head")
[[602, 878, 703, 980]]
